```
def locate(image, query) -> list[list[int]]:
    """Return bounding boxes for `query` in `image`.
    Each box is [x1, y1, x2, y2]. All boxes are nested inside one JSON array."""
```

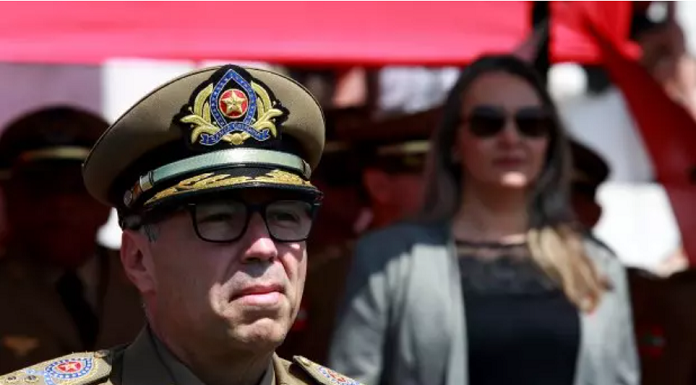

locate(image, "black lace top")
[[457, 240, 580, 385]]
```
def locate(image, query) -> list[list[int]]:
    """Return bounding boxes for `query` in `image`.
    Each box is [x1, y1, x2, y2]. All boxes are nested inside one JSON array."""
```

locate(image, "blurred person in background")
[[568, 139, 610, 229], [353, 109, 435, 233], [632, 4, 696, 114], [625, 10, 696, 385], [356, 138, 427, 230], [329, 55, 638, 385], [276, 129, 363, 364], [628, 247, 696, 385], [280, 109, 431, 365], [0, 106, 143, 373], [653, 265, 696, 385]]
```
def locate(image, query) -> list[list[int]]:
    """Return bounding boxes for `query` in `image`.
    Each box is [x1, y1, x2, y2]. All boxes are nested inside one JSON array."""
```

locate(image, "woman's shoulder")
[[351, 220, 450, 276], [582, 232, 615, 256], [357, 220, 449, 248], [580, 231, 625, 274], [353, 220, 450, 264]]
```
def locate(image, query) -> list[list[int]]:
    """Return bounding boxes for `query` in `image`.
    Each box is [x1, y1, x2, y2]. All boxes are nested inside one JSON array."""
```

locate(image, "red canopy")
[[0, 1, 634, 66]]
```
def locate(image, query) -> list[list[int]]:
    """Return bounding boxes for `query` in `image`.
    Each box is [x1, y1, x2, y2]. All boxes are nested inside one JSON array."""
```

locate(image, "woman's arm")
[[591, 238, 641, 385], [613, 259, 641, 385]]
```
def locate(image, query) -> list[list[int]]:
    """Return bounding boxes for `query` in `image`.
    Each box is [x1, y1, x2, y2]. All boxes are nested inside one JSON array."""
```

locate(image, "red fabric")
[[571, 5, 696, 263], [0, 1, 637, 66], [0, 1, 532, 66], [550, 1, 640, 63]]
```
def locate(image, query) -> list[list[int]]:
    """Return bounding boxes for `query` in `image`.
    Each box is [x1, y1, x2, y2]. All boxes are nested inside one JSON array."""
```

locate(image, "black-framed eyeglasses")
[[187, 199, 320, 243], [134, 198, 320, 243], [463, 105, 553, 138]]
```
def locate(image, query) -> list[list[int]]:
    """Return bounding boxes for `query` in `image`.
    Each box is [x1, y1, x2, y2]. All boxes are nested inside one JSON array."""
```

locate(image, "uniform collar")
[[124, 326, 275, 385]]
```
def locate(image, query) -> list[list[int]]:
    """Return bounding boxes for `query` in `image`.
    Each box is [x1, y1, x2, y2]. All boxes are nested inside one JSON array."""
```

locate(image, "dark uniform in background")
[[0, 107, 143, 374], [279, 108, 434, 365], [628, 261, 696, 385], [277, 108, 365, 363], [0, 66, 360, 385], [568, 137, 696, 385]]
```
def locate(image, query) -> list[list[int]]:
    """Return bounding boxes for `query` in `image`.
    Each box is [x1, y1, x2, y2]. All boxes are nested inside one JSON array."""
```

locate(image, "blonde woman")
[[328, 55, 638, 385]]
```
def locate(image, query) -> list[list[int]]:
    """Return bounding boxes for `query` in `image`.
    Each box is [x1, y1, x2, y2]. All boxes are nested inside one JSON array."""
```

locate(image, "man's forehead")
[[228, 188, 310, 203], [172, 188, 313, 207]]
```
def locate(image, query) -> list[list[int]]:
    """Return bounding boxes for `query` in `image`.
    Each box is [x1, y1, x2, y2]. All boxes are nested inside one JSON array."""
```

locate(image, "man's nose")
[[240, 213, 278, 263]]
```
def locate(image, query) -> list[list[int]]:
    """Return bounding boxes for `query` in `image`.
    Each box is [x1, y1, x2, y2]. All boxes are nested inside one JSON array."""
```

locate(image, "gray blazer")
[[328, 222, 639, 385]]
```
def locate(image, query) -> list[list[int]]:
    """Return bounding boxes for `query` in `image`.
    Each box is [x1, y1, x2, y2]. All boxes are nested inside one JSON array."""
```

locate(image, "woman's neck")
[[452, 184, 529, 243]]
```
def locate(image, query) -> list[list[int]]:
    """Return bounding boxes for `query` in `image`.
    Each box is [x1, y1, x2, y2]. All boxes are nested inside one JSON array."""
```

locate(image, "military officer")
[[0, 65, 361, 385], [357, 136, 429, 230], [0, 106, 143, 374], [355, 108, 437, 231]]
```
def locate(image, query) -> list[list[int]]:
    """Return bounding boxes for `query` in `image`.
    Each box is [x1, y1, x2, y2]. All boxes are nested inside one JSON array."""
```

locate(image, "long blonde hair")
[[420, 55, 608, 312]]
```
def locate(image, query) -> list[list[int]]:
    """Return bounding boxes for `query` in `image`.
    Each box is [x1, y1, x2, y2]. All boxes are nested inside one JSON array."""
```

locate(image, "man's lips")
[[237, 283, 284, 296], [232, 284, 285, 306]]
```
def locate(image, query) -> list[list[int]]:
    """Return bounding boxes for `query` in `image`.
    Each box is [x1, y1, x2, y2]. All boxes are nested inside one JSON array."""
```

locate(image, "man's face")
[[388, 172, 425, 216], [364, 167, 425, 222], [2, 163, 110, 268], [128, 189, 309, 354]]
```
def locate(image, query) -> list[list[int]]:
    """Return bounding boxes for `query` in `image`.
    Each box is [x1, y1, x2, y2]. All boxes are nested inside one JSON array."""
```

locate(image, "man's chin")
[[229, 318, 288, 349]]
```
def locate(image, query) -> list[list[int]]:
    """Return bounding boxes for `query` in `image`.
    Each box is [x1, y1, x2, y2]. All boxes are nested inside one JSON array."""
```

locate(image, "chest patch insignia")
[[45, 357, 93, 380], [292, 356, 362, 385], [0, 351, 111, 385]]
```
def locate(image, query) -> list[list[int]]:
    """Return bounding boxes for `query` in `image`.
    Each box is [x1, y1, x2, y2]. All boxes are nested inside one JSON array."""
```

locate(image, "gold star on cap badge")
[[222, 90, 246, 115]]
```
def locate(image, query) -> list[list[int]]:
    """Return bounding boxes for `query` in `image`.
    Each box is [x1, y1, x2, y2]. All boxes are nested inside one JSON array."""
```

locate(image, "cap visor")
[[142, 166, 319, 208]]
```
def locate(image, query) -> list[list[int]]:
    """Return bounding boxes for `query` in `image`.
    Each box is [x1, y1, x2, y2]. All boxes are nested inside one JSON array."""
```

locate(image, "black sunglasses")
[[463, 105, 553, 138]]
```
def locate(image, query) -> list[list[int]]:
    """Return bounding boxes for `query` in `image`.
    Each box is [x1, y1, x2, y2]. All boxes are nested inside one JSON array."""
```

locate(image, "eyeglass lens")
[[192, 200, 315, 243]]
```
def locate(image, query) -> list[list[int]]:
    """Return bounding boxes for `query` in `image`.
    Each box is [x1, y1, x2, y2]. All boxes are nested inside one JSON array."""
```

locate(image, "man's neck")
[[151, 324, 273, 385], [183, 351, 271, 385]]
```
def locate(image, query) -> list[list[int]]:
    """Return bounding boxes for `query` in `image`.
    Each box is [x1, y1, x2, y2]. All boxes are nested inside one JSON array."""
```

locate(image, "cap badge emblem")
[[179, 66, 287, 147]]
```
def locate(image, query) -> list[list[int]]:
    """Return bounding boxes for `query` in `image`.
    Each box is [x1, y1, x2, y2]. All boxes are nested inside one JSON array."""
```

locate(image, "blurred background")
[[0, 1, 690, 273], [2, 2, 696, 384]]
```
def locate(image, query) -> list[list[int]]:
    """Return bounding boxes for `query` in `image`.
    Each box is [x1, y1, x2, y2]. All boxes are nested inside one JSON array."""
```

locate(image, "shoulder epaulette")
[[0, 350, 112, 385], [291, 356, 363, 385]]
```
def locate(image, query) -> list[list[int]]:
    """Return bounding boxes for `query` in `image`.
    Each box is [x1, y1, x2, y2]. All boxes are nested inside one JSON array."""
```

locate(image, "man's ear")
[[362, 168, 392, 204], [120, 229, 157, 295]]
